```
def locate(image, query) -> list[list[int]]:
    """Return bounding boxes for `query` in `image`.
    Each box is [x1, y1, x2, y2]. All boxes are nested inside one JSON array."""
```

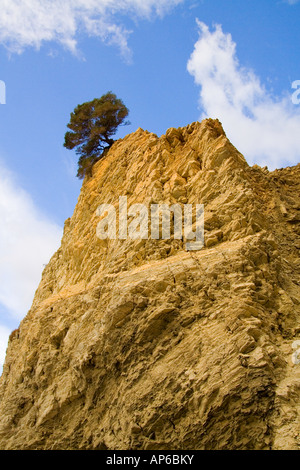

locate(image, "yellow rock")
[[0, 119, 300, 450]]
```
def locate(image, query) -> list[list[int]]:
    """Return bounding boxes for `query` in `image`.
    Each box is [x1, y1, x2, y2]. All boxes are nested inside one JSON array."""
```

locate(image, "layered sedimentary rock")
[[0, 119, 300, 450]]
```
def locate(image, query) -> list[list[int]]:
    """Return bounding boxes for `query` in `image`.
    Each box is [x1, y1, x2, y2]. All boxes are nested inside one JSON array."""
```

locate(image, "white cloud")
[[0, 0, 184, 60], [0, 324, 10, 374], [0, 163, 62, 321], [187, 21, 300, 169]]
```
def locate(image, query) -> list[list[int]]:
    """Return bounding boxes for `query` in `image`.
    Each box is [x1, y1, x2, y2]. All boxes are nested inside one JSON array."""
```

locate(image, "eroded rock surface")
[[0, 119, 300, 450]]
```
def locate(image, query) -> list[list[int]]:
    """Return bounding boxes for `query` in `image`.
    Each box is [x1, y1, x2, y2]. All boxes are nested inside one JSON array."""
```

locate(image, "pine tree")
[[64, 92, 129, 179]]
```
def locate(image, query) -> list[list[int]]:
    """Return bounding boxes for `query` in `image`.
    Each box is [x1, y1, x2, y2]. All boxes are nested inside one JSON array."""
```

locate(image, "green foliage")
[[64, 91, 130, 179]]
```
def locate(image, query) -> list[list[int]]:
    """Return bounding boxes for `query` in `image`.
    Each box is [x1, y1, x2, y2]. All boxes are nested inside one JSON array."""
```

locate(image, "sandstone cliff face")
[[0, 119, 300, 450]]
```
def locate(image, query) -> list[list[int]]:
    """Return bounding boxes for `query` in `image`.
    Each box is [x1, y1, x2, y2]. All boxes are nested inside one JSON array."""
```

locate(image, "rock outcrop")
[[0, 119, 300, 450]]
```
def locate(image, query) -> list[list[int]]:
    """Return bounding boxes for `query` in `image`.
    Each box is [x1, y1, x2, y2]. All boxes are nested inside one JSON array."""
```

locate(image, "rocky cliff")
[[0, 119, 300, 450]]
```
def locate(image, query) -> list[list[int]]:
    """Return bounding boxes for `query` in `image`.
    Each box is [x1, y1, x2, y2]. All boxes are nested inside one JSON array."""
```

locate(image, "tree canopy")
[[64, 92, 130, 179]]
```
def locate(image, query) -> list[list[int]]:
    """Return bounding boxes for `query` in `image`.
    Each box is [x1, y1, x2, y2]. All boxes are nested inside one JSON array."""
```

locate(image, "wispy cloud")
[[0, 163, 62, 322], [187, 21, 300, 169], [0, 0, 184, 60]]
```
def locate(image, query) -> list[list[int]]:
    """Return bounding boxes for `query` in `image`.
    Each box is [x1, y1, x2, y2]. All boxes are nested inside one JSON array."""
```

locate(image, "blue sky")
[[0, 0, 300, 370]]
